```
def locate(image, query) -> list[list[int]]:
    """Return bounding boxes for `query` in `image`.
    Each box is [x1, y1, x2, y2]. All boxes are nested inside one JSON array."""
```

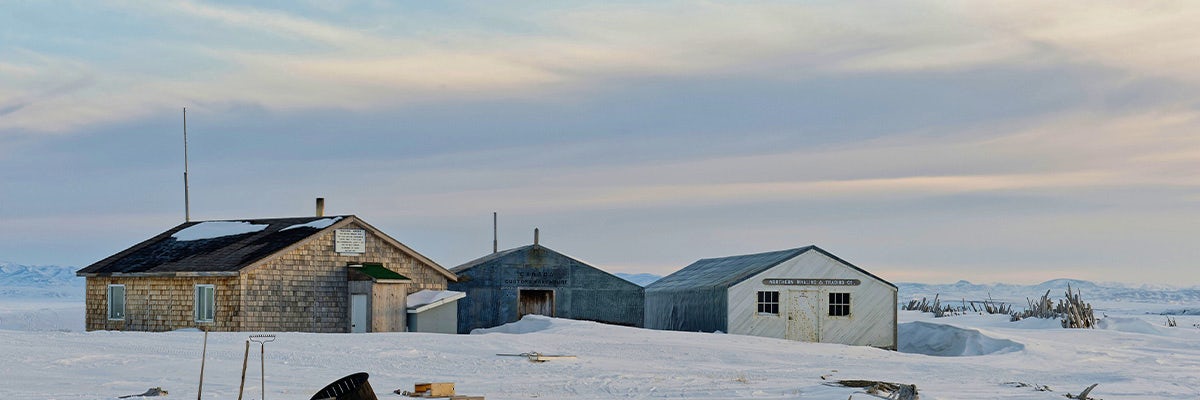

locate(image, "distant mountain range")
[[898, 279, 1200, 306], [0, 262, 84, 299], [611, 272, 1200, 306], [615, 273, 662, 287]]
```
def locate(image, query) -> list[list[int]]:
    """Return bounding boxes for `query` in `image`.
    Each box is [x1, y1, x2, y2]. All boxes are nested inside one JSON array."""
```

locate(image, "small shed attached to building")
[[644, 245, 896, 349], [406, 290, 466, 334], [76, 215, 457, 333], [449, 241, 644, 333]]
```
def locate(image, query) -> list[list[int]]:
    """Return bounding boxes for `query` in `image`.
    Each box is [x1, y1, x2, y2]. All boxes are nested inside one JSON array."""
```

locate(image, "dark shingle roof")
[[646, 246, 896, 290], [77, 216, 351, 276]]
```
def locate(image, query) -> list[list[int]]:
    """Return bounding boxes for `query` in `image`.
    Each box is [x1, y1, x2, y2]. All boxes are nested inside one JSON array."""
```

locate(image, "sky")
[[2, 1, 1198, 285]]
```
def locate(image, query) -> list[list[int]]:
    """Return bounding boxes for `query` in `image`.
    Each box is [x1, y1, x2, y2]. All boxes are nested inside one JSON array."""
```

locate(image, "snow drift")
[[1097, 317, 1167, 335], [898, 321, 1024, 356]]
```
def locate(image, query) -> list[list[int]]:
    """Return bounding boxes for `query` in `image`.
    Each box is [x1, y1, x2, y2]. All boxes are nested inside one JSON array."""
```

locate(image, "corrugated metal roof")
[[647, 245, 896, 291], [449, 245, 528, 273], [647, 247, 812, 290]]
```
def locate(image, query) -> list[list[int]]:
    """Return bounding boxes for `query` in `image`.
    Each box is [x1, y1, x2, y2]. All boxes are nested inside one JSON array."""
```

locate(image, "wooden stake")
[[238, 340, 249, 400], [196, 329, 207, 400]]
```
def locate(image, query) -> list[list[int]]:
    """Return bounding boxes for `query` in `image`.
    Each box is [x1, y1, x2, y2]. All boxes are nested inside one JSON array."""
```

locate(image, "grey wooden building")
[[76, 215, 456, 333], [448, 240, 644, 333], [645, 246, 897, 349]]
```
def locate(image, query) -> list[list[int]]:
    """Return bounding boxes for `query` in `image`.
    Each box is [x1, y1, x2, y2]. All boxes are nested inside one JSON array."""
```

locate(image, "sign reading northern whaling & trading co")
[[762, 278, 861, 286]]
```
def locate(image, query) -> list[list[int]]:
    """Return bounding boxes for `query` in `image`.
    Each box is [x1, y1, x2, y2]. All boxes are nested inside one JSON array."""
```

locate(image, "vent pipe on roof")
[[493, 212, 498, 254], [182, 107, 191, 222], [534, 228, 539, 246], [316, 198, 325, 217]]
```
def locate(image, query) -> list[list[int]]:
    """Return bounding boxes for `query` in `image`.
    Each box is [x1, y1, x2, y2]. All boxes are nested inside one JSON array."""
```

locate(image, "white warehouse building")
[[644, 246, 897, 349]]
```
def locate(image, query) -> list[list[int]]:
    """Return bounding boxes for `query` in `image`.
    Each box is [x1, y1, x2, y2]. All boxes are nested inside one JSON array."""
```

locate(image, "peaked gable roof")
[[646, 245, 896, 291], [449, 245, 527, 274], [450, 244, 637, 288], [77, 215, 455, 279]]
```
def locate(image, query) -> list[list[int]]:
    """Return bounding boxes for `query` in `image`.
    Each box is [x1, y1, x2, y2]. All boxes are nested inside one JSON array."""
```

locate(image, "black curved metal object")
[[310, 372, 377, 400]]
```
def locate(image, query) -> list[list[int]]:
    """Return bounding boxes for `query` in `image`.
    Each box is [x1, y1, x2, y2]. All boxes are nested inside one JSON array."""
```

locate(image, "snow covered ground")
[[1, 307, 1200, 399], [4, 264, 1200, 399]]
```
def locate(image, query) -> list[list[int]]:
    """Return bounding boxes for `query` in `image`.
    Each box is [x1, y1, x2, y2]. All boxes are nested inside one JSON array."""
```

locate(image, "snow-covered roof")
[[172, 221, 269, 241], [77, 216, 354, 276], [281, 217, 342, 231], [407, 290, 466, 313]]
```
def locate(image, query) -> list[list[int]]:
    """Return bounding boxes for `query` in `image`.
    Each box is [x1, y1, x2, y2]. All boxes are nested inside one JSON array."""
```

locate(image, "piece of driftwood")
[[1004, 381, 1052, 392], [1065, 383, 1099, 400], [1058, 285, 1097, 329], [830, 380, 918, 400], [902, 294, 961, 317], [118, 387, 168, 398], [1010, 284, 1096, 328]]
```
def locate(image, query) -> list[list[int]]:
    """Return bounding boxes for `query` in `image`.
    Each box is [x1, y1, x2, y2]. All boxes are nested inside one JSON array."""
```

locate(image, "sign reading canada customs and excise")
[[334, 229, 366, 254], [502, 269, 569, 287], [762, 278, 861, 286]]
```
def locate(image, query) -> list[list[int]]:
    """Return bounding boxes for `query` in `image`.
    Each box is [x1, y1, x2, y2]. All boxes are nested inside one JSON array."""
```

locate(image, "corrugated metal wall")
[[449, 246, 644, 333], [644, 286, 728, 332]]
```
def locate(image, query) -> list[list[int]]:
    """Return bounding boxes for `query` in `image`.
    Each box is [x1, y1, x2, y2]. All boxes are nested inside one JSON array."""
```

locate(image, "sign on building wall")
[[762, 278, 861, 286], [502, 267, 569, 287], [335, 229, 366, 254]]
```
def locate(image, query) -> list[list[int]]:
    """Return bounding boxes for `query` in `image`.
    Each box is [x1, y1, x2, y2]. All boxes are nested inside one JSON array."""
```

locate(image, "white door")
[[785, 290, 818, 342], [350, 294, 368, 333]]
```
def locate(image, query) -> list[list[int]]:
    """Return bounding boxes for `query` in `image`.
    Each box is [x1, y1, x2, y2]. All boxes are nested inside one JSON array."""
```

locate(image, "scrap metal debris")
[[496, 351, 577, 363]]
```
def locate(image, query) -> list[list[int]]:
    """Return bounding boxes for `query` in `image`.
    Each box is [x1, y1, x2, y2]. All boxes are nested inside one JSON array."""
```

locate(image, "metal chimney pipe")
[[316, 198, 325, 217], [534, 228, 539, 246]]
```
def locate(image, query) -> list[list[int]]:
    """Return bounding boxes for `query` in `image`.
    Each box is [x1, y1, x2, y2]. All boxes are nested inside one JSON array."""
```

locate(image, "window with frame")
[[757, 290, 780, 315], [829, 292, 851, 316], [107, 284, 125, 320], [194, 284, 215, 322]]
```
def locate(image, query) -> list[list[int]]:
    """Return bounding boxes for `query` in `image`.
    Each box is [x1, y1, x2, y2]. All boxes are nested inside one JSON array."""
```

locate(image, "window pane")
[[195, 285, 215, 322], [828, 292, 850, 316], [108, 286, 125, 320], [757, 291, 779, 315]]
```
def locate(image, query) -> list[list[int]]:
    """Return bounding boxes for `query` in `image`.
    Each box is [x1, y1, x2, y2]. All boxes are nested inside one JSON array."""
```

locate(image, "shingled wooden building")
[[76, 215, 456, 333]]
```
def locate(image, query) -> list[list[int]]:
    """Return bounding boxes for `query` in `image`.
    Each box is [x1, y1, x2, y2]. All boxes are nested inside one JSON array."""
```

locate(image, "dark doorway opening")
[[518, 289, 554, 318]]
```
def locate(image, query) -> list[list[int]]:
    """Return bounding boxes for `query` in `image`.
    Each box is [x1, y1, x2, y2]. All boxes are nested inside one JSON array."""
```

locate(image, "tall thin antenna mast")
[[492, 212, 498, 254], [183, 107, 191, 222]]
